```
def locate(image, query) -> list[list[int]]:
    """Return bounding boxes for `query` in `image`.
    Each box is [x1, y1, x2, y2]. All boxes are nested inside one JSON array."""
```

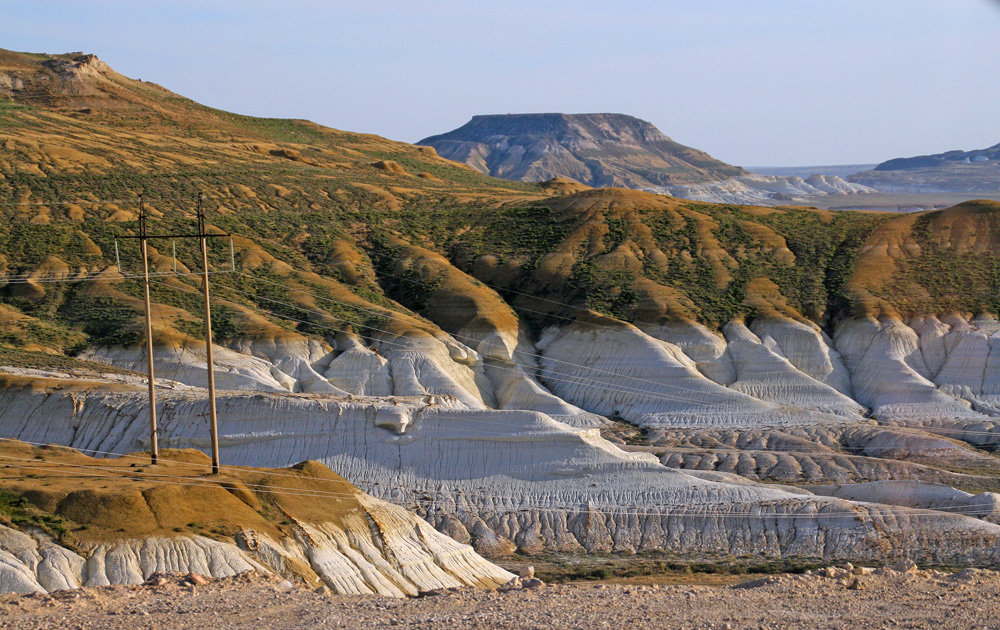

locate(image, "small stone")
[[522, 578, 544, 589], [275, 580, 294, 591], [185, 573, 209, 586], [843, 562, 854, 573], [498, 577, 522, 592], [519, 566, 535, 579], [892, 559, 918, 574], [847, 578, 863, 590]]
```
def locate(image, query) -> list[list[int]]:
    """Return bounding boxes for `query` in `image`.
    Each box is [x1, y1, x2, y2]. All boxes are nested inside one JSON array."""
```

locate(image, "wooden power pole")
[[123, 193, 230, 473], [196, 192, 221, 475], [138, 194, 159, 466]]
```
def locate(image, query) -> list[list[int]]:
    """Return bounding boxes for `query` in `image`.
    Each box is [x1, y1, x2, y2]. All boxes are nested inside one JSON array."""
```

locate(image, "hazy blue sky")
[[3, 0, 999, 165]]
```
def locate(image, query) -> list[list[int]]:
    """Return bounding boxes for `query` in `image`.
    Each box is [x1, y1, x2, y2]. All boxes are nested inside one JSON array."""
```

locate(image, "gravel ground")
[[3, 566, 1000, 630]]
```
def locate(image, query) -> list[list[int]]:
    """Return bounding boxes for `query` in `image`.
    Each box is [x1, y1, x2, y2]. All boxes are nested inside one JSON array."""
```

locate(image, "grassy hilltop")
[[1, 49, 998, 361]]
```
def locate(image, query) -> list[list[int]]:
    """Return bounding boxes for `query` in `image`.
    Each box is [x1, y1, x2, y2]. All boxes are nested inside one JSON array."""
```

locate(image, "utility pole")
[[121, 193, 230, 474], [138, 194, 159, 466], [196, 192, 221, 475]]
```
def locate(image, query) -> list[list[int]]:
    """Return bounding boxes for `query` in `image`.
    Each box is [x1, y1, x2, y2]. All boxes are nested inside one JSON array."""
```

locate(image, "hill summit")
[[418, 113, 747, 188]]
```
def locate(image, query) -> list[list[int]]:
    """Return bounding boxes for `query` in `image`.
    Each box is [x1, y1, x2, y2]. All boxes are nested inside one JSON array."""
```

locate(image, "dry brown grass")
[[0, 439, 365, 545]]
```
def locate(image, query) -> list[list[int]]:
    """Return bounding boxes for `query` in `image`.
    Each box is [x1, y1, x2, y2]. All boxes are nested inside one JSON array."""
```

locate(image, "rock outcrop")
[[0, 442, 513, 596], [3, 356, 1000, 567], [667, 173, 876, 205], [3, 49, 1000, 577]]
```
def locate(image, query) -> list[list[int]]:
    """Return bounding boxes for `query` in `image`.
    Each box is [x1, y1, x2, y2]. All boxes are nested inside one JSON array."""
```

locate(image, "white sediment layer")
[[834, 316, 999, 421], [2, 377, 1000, 565], [0, 492, 512, 596], [535, 319, 850, 429], [2, 313, 999, 573], [666, 174, 876, 205], [77, 314, 999, 433], [806, 481, 1000, 521]]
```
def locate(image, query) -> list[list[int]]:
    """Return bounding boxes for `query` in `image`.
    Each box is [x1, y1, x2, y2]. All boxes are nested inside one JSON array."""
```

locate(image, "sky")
[[2, 0, 999, 166]]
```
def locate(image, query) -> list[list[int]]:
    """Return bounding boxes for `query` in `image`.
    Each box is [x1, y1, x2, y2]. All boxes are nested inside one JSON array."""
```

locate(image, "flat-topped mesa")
[[418, 113, 747, 188], [417, 112, 875, 203]]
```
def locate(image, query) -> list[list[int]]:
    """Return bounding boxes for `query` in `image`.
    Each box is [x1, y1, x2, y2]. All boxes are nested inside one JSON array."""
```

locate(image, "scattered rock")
[[892, 559, 918, 574], [184, 573, 209, 587], [522, 578, 545, 589], [498, 577, 522, 593], [145, 575, 169, 587], [519, 566, 535, 579]]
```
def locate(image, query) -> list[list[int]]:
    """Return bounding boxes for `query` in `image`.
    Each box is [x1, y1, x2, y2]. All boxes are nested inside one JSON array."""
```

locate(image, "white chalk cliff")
[[1, 311, 999, 575], [0, 471, 513, 596], [3, 309, 1000, 568], [665, 174, 877, 205]]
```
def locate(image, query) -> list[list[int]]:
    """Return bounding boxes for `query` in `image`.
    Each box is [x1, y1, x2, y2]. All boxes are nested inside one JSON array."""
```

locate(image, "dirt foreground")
[[2, 566, 999, 630]]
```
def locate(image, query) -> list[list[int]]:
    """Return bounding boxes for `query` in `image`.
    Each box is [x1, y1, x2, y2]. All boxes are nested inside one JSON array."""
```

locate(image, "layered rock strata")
[[0, 448, 512, 596], [3, 372, 1000, 566]]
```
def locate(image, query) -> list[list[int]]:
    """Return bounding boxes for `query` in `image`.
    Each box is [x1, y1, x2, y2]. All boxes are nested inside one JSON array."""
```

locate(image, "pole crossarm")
[[119, 232, 231, 239]]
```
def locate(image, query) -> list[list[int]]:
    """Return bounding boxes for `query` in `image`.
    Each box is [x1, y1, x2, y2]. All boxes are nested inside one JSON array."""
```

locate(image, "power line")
[[3, 269, 996, 445], [11, 265, 988, 442], [0, 270, 234, 284], [3, 244, 997, 441]]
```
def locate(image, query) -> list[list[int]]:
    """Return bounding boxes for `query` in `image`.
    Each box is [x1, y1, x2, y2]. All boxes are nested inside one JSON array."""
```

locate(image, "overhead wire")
[[0, 199, 138, 207], [223, 290, 753, 410], [3, 220, 992, 414], [232, 270, 1000, 422], [0, 269, 235, 284]]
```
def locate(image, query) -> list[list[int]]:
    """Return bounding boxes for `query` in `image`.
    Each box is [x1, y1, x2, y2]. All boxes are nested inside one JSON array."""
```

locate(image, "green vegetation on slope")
[[1, 48, 997, 362]]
